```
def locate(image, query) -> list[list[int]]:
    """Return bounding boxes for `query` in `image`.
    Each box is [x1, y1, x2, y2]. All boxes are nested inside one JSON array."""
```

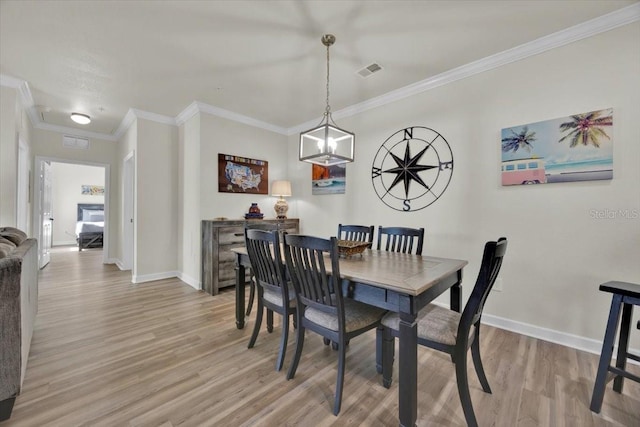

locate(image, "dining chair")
[[379, 237, 507, 427], [283, 234, 387, 415], [374, 225, 425, 369], [245, 222, 280, 317], [337, 224, 375, 247], [376, 226, 425, 255], [244, 228, 296, 371]]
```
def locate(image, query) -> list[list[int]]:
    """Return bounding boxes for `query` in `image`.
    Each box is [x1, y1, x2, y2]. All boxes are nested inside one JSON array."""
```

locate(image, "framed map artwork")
[[218, 154, 269, 194]]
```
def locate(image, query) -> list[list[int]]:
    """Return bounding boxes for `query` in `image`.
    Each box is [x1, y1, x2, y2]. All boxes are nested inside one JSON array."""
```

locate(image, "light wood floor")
[[3, 249, 639, 426]]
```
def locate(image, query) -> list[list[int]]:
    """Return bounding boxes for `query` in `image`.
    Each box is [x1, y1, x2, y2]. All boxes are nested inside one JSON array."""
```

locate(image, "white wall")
[[134, 119, 178, 281], [178, 113, 201, 287], [0, 86, 18, 226], [0, 85, 33, 232], [289, 23, 640, 351], [50, 162, 105, 245], [199, 114, 289, 221], [175, 113, 289, 289]]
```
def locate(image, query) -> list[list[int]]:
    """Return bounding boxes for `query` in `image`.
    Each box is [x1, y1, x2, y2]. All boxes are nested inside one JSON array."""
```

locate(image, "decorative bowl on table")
[[337, 240, 370, 258]]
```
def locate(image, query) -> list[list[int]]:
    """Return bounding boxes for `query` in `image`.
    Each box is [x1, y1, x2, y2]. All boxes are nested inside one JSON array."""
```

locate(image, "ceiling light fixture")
[[70, 112, 91, 125], [299, 34, 354, 166]]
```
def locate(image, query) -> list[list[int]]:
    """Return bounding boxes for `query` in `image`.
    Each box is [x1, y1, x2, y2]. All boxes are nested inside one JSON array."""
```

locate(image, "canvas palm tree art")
[[501, 126, 537, 153], [558, 110, 613, 148]]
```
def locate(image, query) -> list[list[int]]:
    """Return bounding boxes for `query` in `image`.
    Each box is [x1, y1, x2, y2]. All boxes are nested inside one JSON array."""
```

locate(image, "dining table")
[[231, 246, 468, 427]]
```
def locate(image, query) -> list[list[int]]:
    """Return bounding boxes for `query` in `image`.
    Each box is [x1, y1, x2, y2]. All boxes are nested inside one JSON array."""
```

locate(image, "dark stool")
[[590, 281, 640, 413]]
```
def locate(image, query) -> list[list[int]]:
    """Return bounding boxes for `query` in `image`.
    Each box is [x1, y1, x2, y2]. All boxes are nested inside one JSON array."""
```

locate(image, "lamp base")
[[274, 198, 289, 219]]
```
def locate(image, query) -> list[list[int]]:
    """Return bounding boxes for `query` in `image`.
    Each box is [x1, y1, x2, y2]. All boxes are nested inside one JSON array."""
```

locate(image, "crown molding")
[[191, 101, 288, 135], [0, 74, 24, 88], [19, 81, 42, 130], [0, 75, 39, 127], [175, 101, 200, 126], [112, 108, 175, 140], [287, 2, 640, 135], [112, 109, 138, 140], [130, 108, 176, 126]]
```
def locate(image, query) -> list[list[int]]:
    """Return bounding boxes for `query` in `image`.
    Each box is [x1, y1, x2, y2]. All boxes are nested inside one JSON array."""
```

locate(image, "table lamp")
[[272, 180, 292, 219]]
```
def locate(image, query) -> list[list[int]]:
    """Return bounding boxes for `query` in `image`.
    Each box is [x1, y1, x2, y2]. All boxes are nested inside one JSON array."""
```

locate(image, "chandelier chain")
[[325, 41, 331, 116]]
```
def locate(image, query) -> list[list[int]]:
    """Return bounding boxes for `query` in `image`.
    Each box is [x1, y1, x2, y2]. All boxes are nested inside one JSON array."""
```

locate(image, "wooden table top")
[[231, 247, 468, 297]]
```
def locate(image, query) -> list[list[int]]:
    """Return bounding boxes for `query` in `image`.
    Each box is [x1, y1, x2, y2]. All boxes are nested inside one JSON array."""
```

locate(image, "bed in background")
[[76, 203, 104, 251]]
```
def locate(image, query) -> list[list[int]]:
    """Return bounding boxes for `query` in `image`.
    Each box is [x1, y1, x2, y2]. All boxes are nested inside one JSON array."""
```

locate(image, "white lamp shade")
[[300, 123, 355, 166], [271, 180, 292, 197]]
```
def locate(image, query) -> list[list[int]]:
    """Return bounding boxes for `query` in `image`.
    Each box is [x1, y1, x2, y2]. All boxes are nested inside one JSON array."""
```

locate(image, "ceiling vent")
[[63, 135, 89, 150], [357, 63, 383, 78]]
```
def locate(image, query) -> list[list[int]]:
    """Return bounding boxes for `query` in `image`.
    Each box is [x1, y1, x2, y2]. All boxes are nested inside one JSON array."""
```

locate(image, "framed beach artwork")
[[312, 164, 346, 195], [218, 153, 268, 194], [501, 108, 613, 186]]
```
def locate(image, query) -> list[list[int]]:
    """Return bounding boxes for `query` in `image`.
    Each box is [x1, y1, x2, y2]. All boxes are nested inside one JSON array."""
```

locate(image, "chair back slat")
[[284, 235, 342, 317], [338, 224, 375, 246], [377, 226, 425, 255], [245, 229, 288, 298], [459, 237, 508, 341]]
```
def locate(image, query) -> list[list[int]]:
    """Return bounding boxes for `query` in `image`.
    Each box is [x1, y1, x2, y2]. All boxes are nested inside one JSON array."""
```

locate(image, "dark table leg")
[[235, 259, 246, 330], [590, 294, 623, 413], [398, 311, 418, 427], [450, 270, 463, 312]]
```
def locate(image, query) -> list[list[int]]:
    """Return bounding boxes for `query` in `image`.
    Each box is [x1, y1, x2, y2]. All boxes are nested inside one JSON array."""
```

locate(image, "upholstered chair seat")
[[382, 304, 475, 346], [306, 298, 386, 333], [263, 285, 297, 308]]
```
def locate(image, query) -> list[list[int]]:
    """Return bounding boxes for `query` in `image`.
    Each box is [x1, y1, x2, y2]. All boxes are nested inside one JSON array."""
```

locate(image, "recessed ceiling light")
[[70, 112, 91, 125]]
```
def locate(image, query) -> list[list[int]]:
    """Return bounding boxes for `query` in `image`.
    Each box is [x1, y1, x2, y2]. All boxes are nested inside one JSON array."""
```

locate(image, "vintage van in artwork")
[[501, 158, 547, 185]]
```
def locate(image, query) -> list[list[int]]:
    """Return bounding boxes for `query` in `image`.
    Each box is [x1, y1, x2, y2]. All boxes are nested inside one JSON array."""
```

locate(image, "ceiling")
[[1, 1, 637, 140]]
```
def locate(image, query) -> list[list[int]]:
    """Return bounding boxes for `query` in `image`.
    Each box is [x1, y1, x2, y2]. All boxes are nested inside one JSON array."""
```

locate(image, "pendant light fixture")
[[299, 34, 354, 166]]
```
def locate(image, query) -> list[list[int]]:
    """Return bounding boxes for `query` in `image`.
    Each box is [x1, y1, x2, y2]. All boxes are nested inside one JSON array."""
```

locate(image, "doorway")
[[34, 156, 110, 267]]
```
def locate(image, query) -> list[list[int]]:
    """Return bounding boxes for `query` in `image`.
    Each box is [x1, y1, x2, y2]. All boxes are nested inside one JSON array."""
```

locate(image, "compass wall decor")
[[371, 126, 454, 212]]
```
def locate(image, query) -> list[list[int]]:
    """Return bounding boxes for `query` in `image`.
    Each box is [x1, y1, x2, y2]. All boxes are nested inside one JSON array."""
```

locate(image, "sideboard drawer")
[[218, 226, 245, 245]]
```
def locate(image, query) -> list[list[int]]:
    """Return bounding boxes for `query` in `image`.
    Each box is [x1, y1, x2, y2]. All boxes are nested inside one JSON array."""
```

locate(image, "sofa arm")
[[0, 257, 22, 403]]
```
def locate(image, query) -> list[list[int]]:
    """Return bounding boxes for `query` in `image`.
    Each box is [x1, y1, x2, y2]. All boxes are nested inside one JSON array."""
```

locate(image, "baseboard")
[[432, 301, 640, 363], [53, 240, 76, 246], [480, 311, 605, 354], [128, 270, 198, 289], [177, 271, 200, 290], [133, 270, 178, 284]]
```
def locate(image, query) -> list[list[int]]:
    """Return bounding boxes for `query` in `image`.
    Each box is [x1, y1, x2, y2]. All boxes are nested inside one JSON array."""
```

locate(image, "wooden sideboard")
[[201, 218, 300, 295]]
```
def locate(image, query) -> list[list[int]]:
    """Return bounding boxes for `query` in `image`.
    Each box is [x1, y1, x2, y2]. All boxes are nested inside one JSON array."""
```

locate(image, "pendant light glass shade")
[[299, 123, 354, 166], [300, 34, 354, 166]]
